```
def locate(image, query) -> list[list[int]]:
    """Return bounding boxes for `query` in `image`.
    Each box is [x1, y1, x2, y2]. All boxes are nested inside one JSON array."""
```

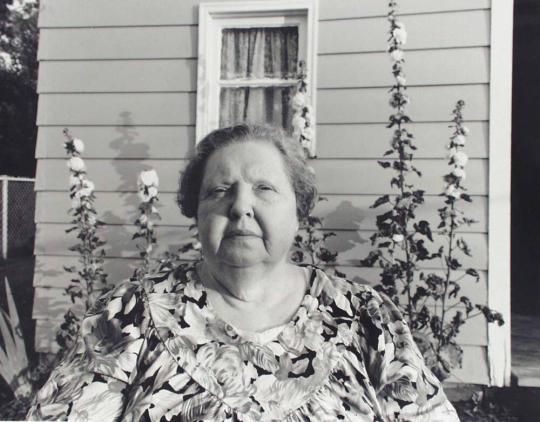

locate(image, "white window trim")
[[196, 0, 318, 142], [487, 0, 513, 387]]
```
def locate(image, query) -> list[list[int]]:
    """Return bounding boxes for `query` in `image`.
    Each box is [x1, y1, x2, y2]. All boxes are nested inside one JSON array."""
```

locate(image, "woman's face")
[[197, 140, 299, 269]]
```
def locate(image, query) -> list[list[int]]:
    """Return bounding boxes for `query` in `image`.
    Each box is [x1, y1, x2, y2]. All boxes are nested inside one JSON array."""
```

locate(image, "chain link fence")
[[0, 176, 36, 259]]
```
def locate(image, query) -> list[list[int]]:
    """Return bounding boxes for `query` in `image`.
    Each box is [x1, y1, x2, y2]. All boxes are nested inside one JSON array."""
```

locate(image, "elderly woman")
[[28, 125, 459, 421]]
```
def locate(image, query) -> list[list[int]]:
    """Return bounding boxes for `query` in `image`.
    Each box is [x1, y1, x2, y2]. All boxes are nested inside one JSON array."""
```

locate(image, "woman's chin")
[[217, 246, 267, 268]]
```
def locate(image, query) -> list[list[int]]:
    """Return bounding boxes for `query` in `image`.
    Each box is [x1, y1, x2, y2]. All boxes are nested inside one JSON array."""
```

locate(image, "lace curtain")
[[219, 26, 299, 129]]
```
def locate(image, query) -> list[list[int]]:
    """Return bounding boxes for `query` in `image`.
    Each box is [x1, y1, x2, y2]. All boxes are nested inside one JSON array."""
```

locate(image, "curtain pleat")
[[219, 26, 298, 129]]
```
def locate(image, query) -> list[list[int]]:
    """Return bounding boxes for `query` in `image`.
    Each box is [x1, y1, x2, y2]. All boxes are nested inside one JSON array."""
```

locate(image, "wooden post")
[[1, 176, 8, 260]]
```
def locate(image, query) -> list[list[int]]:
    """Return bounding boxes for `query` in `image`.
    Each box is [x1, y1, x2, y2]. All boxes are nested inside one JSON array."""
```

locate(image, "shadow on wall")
[[316, 199, 372, 284]]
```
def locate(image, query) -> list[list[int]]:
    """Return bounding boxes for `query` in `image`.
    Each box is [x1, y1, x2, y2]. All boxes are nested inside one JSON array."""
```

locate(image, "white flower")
[[396, 75, 406, 86], [71, 197, 81, 209], [301, 138, 312, 149], [451, 151, 469, 167], [147, 221, 154, 230], [78, 179, 95, 197], [302, 126, 315, 141], [138, 190, 149, 203], [67, 157, 86, 172], [193, 241, 202, 250], [392, 234, 404, 243], [393, 23, 408, 45], [292, 114, 306, 131], [292, 92, 307, 110], [87, 215, 96, 226], [454, 135, 466, 146], [445, 184, 461, 199], [461, 126, 470, 135], [390, 49, 404, 62], [148, 186, 158, 199], [72, 138, 85, 154], [69, 175, 80, 187], [138, 169, 159, 188], [139, 214, 148, 224], [452, 167, 466, 179]]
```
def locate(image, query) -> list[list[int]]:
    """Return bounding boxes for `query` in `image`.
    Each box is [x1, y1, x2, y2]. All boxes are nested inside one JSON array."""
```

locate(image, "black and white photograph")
[[0, 0, 537, 420]]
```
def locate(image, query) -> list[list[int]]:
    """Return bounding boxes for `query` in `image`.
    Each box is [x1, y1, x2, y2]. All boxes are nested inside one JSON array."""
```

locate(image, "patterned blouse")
[[28, 264, 459, 421]]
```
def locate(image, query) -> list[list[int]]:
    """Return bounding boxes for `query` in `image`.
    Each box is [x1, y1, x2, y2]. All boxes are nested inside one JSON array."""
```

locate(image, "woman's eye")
[[256, 184, 274, 191], [209, 186, 228, 197]]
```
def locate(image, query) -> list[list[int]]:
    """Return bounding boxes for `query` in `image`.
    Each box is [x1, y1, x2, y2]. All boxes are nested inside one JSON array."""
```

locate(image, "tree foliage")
[[0, 0, 39, 177]]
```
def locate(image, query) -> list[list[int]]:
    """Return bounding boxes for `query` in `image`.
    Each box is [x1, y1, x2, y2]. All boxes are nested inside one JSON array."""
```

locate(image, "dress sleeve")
[[27, 280, 148, 421], [355, 288, 460, 422]]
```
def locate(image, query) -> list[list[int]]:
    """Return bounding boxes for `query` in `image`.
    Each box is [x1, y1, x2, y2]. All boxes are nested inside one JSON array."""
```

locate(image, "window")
[[196, 1, 317, 142]]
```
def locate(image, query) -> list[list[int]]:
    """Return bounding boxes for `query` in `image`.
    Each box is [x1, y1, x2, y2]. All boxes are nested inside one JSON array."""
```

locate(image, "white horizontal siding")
[[35, 192, 488, 233], [36, 126, 194, 159], [33, 222, 488, 270], [317, 85, 489, 124], [36, 122, 488, 159], [37, 11, 489, 60], [38, 59, 198, 93], [35, 158, 488, 195], [37, 93, 196, 126], [318, 10, 490, 54], [37, 48, 489, 93], [38, 0, 490, 28], [36, 86, 487, 126], [318, 48, 489, 88], [38, 26, 197, 60]]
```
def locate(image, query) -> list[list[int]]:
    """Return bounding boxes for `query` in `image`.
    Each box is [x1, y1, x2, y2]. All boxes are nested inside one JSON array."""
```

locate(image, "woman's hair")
[[178, 124, 317, 220]]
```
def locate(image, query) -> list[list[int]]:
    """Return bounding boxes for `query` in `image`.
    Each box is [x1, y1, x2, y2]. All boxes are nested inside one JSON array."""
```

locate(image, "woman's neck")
[[198, 260, 307, 332], [200, 260, 295, 304]]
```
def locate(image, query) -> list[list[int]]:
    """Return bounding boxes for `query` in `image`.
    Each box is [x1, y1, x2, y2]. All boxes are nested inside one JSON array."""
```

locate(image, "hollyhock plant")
[[133, 169, 162, 279], [415, 101, 504, 380], [361, 0, 439, 323], [59, 129, 108, 352], [362, 2, 505, 382], [291, 60, 316, 158]]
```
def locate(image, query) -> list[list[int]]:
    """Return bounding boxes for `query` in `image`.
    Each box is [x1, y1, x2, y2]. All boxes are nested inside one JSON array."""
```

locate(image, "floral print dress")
[[28, 264, 459, 421]]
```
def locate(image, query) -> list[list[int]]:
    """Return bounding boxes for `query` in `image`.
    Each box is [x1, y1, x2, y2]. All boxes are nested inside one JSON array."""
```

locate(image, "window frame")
[[196, 0, 318, 142]]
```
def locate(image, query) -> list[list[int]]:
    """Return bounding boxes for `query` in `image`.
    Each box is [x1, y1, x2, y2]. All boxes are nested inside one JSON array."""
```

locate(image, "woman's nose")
[[228, 185, 254, 219]]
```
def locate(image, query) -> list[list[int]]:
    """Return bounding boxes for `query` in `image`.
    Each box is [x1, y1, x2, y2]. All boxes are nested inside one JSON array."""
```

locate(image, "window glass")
[[218, 26, 298, 130]]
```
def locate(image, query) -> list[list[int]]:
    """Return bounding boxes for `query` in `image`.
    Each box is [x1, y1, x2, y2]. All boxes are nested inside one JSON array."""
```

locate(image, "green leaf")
[[372, 195, 390, 208], [465, 268, 480, 281]]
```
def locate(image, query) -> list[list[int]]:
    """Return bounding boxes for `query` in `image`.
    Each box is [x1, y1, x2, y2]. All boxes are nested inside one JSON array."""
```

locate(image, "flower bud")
[[68, 157, 86, 172], [148, 186, 158, 199], [451, 151, 469, 167], [396, 75, 406, 86], [292, 92, 307, 109], [454, 135, 466, 146], [72, 138, 85, 154], [69, 175, 80, 187], [393, 23, 408, 45], [138, 169, 159, 188], [390, 49, 404, 62], [452, 167, 466, 179]]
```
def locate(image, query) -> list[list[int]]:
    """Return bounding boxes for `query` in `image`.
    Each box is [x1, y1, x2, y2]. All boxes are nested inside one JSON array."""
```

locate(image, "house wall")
[[34, 0, 493, 384]]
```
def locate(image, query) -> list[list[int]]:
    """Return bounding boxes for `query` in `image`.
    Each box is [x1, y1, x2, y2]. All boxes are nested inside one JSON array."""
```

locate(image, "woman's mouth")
[[225, 229, 259, 238]]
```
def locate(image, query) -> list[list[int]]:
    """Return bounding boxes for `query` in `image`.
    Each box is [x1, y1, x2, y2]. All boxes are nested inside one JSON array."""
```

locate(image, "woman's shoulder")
[[309, 266, 387, 308]]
